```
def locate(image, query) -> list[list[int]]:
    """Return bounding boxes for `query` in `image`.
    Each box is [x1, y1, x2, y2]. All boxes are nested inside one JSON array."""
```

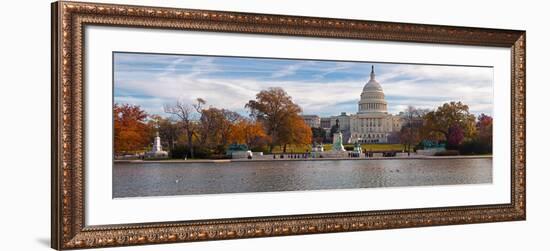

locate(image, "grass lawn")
[[270, 144, 404, 153], [357, 144, 405, 152]]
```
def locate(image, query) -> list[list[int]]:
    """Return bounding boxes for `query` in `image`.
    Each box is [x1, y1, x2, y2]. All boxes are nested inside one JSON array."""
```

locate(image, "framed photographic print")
[[51, 1, 526, 249]]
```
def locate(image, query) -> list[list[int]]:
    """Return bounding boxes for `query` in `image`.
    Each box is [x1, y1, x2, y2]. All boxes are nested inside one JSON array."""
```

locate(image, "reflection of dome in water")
[[358, 65, 388, 114]]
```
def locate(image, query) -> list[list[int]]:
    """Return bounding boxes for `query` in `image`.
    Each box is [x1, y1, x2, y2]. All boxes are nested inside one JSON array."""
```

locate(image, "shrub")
[[170, 145, 188, 159], [250, 145, 269, 153], [170, 145, 214, 159], [434, 150, 460, 156], [459, 140, 492, 155], [193, 146, 214, 159]]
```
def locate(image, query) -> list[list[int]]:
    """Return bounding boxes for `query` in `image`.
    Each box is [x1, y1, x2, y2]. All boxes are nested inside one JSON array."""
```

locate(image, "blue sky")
[[114, 52, 494, 118]]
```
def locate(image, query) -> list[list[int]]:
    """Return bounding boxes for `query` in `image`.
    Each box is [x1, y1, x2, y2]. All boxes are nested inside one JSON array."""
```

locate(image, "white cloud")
[[114, 55, 494, 118], [269, 62, 309, 78]]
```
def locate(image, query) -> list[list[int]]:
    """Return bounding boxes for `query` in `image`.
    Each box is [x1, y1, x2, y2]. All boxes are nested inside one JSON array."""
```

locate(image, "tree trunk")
[[187, 131, 194, 158]]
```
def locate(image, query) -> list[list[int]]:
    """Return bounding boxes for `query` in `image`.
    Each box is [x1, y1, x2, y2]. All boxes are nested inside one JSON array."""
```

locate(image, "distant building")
[[330, 112, 351, 132], [300, 115, 321, 128], [327, 112, 352, 143], [305, 66, 403, 144], [349, 66, 402, 143], [320, 117, 331, 129]]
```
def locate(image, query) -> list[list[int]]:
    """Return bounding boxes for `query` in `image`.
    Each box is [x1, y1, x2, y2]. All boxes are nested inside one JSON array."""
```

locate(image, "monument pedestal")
[[145, 132, 168, 158], [322, 151, 349, 158], [323, 131, 347, 158]]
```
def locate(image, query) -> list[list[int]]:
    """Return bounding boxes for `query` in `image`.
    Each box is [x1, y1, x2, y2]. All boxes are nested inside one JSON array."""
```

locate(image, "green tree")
[[311, 127, 327, 144]]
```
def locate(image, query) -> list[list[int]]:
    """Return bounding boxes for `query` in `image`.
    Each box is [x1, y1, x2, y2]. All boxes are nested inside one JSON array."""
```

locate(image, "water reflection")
[[113, 158, 492, 198]]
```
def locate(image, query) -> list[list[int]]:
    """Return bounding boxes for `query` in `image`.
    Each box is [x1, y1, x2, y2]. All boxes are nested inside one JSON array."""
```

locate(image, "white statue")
[[146, 131, 168, 158]]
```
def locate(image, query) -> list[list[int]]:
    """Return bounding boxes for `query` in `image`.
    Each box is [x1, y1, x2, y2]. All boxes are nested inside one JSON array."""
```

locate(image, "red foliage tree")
[[447, 124, 464, 149], [476, 113, 493, 145]]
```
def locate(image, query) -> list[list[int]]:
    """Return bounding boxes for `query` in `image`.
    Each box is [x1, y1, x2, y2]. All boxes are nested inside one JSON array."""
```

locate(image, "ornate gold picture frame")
[[51, 1, 526, 249]]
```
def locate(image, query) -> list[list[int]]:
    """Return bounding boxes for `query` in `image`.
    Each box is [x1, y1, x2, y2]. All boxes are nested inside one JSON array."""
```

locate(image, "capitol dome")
[[358, 65, 388, 114]]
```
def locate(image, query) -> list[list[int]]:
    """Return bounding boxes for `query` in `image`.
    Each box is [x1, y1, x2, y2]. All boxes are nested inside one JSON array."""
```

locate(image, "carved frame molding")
[[51, 1, 526, 249]]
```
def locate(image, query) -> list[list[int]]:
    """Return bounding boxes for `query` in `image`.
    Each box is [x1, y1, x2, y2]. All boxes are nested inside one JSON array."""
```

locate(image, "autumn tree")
[[196, 108, 222, 147], [198, 107, 242, 152], [423, 101, 476, 148], [164, 98, 205, 158], [399, 106, 426, 155], [277, 115, 313, 152], [293, 117, 313, 146], [113, 103, 150, 155], [447, 125, 465, 149], [148, 115, 181, 153], [217, 109, 241, 148], [228, 119, 269, 150], [387, 131, 401, 144], [476, 113, 493, 146], [459, 113, 493, 154], [245, 87, 303, 152]]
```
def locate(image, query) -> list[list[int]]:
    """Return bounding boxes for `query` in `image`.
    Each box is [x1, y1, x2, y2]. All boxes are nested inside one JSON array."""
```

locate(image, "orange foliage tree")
[[228, 119, 270, 150], [245, 87, 307, 152], [113, 103, 151, 154], [197, 107, 242, 152], [277, 115, 312, 152]]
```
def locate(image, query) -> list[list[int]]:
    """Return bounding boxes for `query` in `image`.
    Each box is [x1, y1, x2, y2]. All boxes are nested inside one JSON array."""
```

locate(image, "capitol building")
[[301, 66, 402, 144]]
